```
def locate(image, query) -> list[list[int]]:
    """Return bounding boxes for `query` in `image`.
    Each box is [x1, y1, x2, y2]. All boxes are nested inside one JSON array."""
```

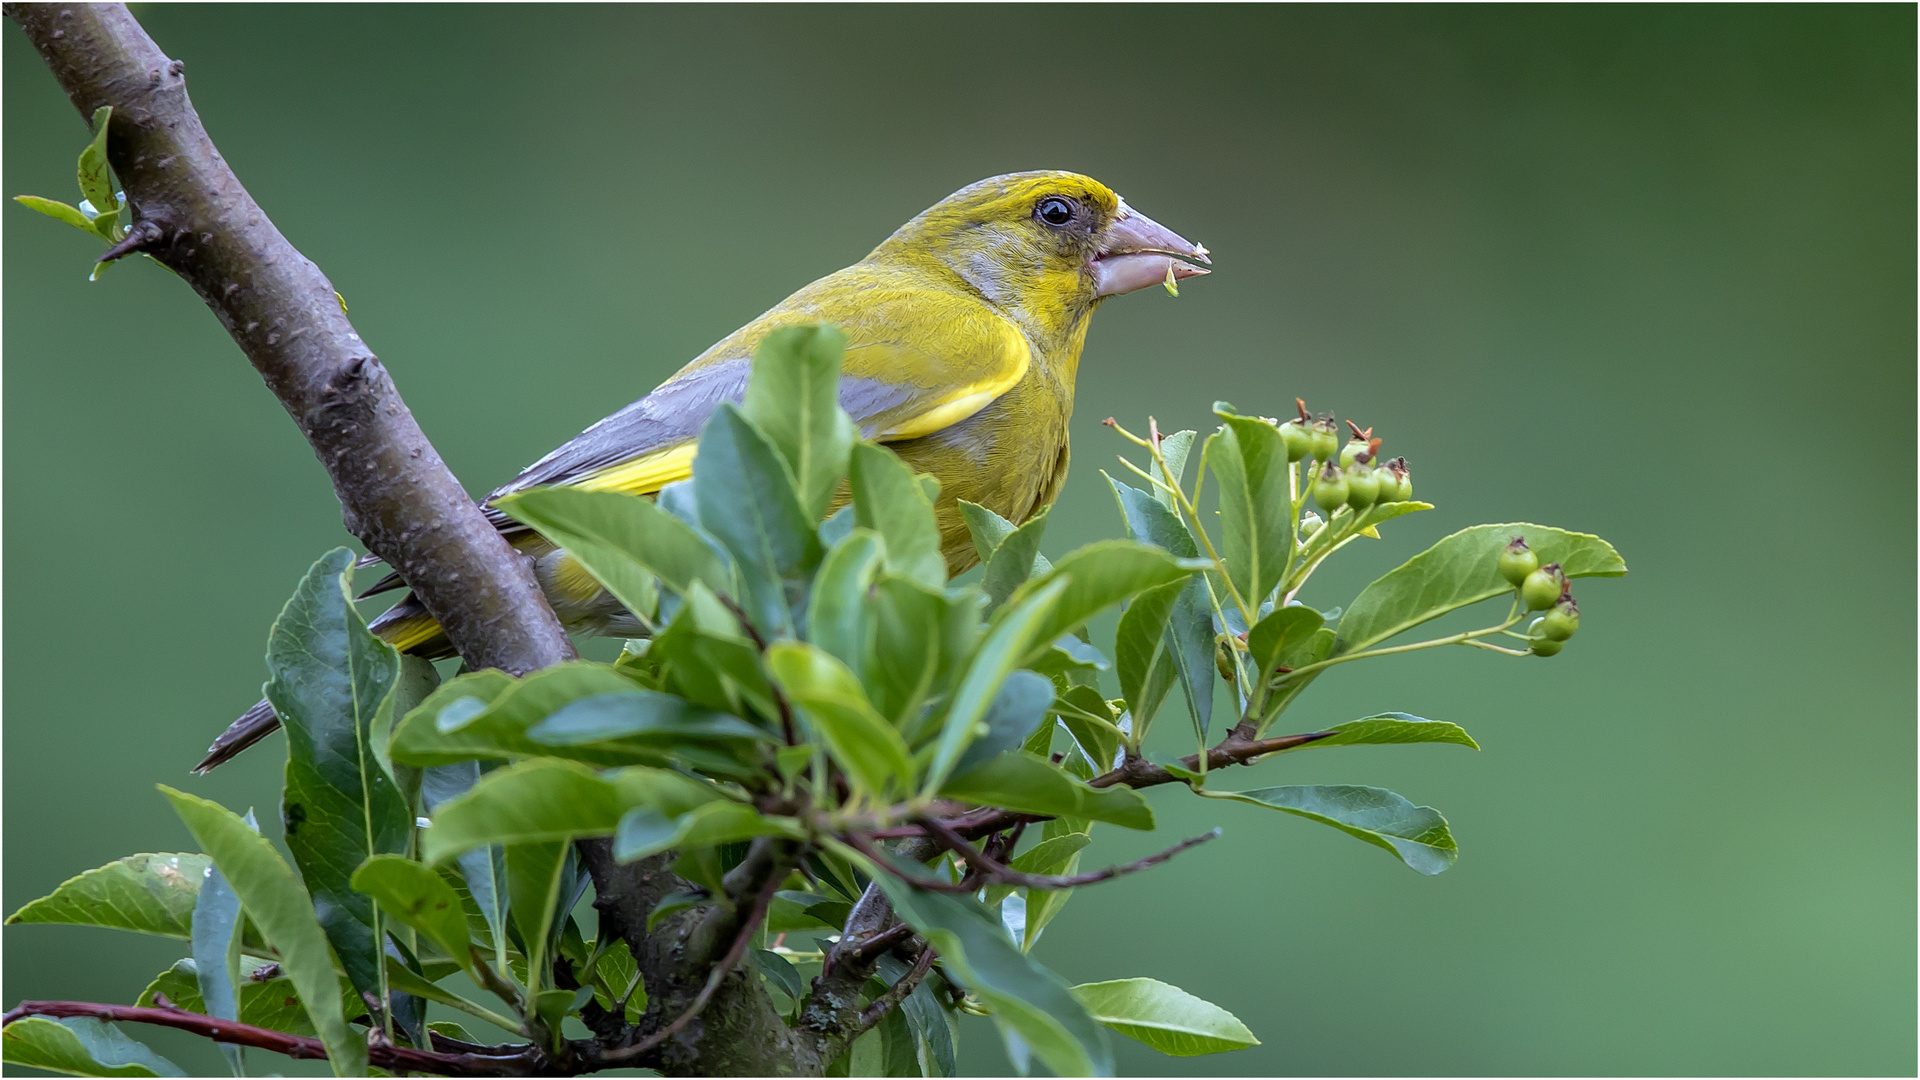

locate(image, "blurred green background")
[[5, 5, 1912, 1076]]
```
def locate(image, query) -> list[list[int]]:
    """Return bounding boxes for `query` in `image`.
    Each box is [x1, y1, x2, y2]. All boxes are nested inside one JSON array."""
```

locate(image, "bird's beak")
[[1091, 199, 1212, 298]]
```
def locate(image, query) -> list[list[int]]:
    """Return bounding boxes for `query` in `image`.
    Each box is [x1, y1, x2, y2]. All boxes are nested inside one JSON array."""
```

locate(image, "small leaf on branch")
[[1, 1016, 182, 1078], [1336, 523, 1626, 654], [1202, 784, 1457, 875], [741, 324, 859, 520], [1069, 977, 1259, 1056], [6, 854, 211, 940], [160, 786, 366, 1075], [940, 753, 1154, 831]]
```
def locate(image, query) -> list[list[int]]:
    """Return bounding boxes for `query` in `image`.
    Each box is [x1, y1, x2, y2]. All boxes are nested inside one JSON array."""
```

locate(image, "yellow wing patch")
[[571, 442, 698, 498], [859, 320, 1030, 442]]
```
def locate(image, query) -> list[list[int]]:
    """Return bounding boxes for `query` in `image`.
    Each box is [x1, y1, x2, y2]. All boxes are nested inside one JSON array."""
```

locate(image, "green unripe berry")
[[1339, 438, 1370, 467], [1540, 599, 1579, 641], [1306, 420, 1340, 462], [1344, 461, 1380, 509], [1313, 463, 1349, 513], [1372, 465, 1403, 503], [1498, 537, 1538, 587], [1280, 421, 1312, 462], [1529, 635, 1564, 657], [1520, 565, 1561, 611]]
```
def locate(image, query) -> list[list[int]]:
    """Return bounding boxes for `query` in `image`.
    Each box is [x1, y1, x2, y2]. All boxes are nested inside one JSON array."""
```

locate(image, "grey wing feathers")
[[352, 354, 918, 596]]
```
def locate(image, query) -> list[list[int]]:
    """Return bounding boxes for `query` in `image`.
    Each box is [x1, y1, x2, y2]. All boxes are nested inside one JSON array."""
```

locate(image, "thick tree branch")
[[5, 2, 576, 678]]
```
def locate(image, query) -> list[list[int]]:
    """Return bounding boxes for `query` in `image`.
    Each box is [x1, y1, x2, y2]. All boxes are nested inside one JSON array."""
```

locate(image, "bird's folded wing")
[[355, 281, 1030, 595], [493, 285, 1029, 505]]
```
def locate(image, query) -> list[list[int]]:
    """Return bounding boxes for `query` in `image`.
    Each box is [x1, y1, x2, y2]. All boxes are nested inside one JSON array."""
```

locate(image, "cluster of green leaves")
[[1, 325, 1621, 1078]]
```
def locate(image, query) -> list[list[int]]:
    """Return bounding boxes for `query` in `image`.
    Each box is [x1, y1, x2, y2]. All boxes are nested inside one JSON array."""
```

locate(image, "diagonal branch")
[[4, 2, 576, 684]]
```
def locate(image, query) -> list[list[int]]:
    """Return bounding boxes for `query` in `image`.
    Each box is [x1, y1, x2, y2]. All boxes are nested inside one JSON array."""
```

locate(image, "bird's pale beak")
[[1091, 201, 1212, 298]]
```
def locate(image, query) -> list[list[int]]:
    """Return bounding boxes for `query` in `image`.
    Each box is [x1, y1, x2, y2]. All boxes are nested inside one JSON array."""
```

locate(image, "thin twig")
[[869, 729, 1337, 840], [3, 999, 538, 1077], [922, 818, 1222, 889], [843, 921, 917, 963], [852, 947, 937, 1036]]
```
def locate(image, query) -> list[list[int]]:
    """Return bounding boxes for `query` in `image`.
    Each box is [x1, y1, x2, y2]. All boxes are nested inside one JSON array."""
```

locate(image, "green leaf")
[[1337, 523, 1627, 654], [1115, 580, 1182, 739], [497, 486, 731, 604], [877, 952, 956, 1077], [352, 855, 474, 974], [14, 195, 96, 233], [923, 576, 1070, 794], [76, 106, 117, 221], [421, 759, 723, 863], [1150, 430, 1196, 511], [589, 939, 647, 1023], [391, 662, 666, 767], [422, 763, 509, 969], [526, 690, 771, 746], [1070, 978, 1259, 1056], [190, 817, 248, 1077], [613, 800, 793, 863], [941, 754, 1153, 831], [1305, 712, 1479, 750], [767, 642, 914, 798], [1247, 605, 1324, 685], [980, 508, 1051, 614], [742, 324, 859, 520], [160, 786, 366, 1075], [6, 854, 210, 939], [1202, 784, 1457, 875], [1205, 411, 1292, 610], [809, 529, 886, 680], [1053, 685, 1122, 773], [694, 403, 822, 637], [1004, 542, 1195, 664], [867, 576, 980, 730], [850, 443, 945, 588], [767, 890, 851, 933], [268, 548, 411, 1001], [866, 867, 1111, 1077], [647, 890, 707, 931], [1106, 478, 1214, 737], [138, 959, 363, 1037], [985, 831, 1093, 908], [2, 1017, 181, 1077], [950, 671, 1055, 778], [506, 841, 569, 995], [958, 500, 1023, 567], [752, 948, 805, 1000]]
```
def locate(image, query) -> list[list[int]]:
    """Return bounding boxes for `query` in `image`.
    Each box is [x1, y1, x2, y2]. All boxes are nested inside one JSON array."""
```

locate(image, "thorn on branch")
[[96, 217, 164, 264]]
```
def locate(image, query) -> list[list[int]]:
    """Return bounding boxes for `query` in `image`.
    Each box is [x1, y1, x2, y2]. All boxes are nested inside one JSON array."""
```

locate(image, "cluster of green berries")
[[1275, 403, 1415, 516], [1499, 537, 1580, 656]]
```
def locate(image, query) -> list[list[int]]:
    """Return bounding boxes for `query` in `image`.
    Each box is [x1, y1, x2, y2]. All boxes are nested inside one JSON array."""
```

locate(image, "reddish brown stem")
[[3, 999, 538, 1076]]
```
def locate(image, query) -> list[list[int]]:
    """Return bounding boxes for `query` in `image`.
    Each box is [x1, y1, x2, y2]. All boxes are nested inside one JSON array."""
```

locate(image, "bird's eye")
[[1035, 196, 1076, 228]]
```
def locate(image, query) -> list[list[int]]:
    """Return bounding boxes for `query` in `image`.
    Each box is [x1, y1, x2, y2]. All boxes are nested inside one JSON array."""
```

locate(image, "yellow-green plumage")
[[379, 171, 1210, 652], [199, 171, 1208, 771]]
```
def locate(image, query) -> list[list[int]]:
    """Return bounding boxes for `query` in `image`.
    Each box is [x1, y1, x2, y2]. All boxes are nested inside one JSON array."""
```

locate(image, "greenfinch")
[[198, 170, 1209, 770]]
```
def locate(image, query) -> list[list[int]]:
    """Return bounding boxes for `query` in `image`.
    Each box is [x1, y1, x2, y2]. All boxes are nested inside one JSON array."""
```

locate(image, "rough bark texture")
[[6, 6, 816, 1074], [6, 2, 576, 678]]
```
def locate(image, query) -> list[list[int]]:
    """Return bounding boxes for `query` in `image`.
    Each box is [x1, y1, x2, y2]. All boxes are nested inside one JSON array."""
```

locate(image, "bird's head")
[[869, 171, 1211, 343]]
